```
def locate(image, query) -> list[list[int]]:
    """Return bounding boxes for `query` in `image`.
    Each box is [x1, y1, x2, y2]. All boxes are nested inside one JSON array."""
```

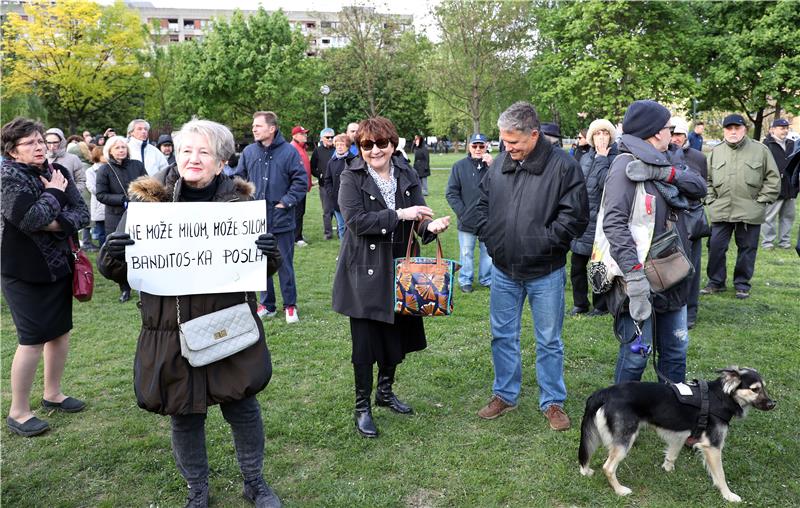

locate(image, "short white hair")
[[126, 119, 150, 136], [103, 136, 129, 161], [174, 119, 235, 163]]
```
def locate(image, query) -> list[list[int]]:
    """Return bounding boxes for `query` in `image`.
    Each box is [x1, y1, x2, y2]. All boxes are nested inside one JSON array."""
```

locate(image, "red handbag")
[[69, 238, 94, 302]]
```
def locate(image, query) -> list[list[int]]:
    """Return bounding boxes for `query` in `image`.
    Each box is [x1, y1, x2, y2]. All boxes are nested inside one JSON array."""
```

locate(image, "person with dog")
[[474, 101, 588, 431], [603, 100, 707, 384], [702, 114, 780, 299]]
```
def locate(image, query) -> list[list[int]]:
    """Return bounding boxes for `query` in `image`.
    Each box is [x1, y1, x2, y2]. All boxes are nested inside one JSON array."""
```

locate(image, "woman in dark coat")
[[1, 117, 90, 438], [95, 135, 147, 302], [412, 134, 430, 196], [332, 117, 450, 438], [569, 119, 618, 317], [98, 120, 282, 508]]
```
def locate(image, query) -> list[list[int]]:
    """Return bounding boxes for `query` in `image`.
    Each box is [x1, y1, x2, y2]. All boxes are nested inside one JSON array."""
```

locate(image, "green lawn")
[[2, 171, 799, 507]]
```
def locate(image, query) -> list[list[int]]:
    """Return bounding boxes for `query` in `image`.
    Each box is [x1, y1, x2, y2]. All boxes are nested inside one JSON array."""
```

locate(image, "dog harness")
[[670, 380, 737, 438]]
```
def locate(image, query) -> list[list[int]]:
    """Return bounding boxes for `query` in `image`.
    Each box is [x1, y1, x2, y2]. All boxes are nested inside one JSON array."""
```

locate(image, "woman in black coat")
[[412, 135, 430, 196], [332, 117, 450, 438], [95, 135, 147, 302], [569, 119, 618, 317]]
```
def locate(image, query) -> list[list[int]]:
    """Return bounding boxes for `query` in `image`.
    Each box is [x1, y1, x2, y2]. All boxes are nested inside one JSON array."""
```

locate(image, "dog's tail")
[[578, 389, 607, 473]]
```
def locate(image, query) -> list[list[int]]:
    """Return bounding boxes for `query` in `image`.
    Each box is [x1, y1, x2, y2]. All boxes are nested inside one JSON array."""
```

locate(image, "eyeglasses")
[[15, 139, 47, 148], [359, 138, 390, 151], [323, 136, 334, 139], [470, 143, 486, 148], [45, 141, 61, 146]]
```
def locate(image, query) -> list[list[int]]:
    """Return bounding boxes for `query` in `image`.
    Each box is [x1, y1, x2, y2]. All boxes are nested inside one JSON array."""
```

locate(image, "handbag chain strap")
[[176, 293, 249, 325]]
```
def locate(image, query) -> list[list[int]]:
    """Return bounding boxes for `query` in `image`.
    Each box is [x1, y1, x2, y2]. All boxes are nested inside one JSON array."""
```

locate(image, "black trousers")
[[318, 187, 335, 238], [569, 252, 607, 311], [706, 222, 761, 291], [294, 195, 307, 242], [687, 237, 702, 323]]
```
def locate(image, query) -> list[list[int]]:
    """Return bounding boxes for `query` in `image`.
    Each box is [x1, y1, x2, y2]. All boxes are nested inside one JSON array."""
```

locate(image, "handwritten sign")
[[124, 201, 268, 296]]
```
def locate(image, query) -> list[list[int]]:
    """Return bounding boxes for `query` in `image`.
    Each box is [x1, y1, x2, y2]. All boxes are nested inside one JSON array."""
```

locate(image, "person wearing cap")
[[668, 117, 708, 329], [412, 135, 430, 196], [541, 122, 563, 147], [688, 121, 704, 152], [290, 125, 313, 248], [569, 118, 618, 317], [126, 119, 168, 176], [603, 100, 707, 384], [236, 111, 308, 323], [156, 134, 175, 166], [473, 102, 588, 431], [311, 128, 337, 239], [703, 114, 780, 300], [761, 118, 796, 249], [445, 133, 494, 293]]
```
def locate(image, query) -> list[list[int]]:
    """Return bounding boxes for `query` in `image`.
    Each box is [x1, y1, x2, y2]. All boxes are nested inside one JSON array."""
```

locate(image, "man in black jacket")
[[311, 128, 336, 240], [474, 101, 588, 431], [761, 118, 796, 249], [445, 133, 494, 293], [603, 100, 706, 385]]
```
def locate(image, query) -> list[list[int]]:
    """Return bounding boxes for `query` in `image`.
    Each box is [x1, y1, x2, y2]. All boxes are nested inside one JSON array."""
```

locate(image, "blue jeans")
[[458, 230, 492, 287], [489, 266, 567, 410], [260, 230, 297, 310], [92, 220, 106, 246], [333, 210, 346, 240], [614, 306, 689, 384]]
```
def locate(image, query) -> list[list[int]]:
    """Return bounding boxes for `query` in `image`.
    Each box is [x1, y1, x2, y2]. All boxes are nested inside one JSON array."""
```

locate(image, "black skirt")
[[1, 274, 73, 345], [350, 315, 426, 366]]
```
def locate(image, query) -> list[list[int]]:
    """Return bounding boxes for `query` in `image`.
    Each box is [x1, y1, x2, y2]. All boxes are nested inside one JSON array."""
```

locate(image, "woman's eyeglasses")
[[324, 136, 334, 139], [16, 139, 47, 148], [359, 138, 390, 151]]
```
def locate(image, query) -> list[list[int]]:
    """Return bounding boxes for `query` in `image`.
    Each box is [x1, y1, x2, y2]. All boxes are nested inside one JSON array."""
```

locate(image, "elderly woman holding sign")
[[98, 120, 283, 507]]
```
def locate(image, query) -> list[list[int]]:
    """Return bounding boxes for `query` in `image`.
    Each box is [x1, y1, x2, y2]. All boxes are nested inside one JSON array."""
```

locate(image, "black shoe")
[[460, 285, 473, 293], [375, 365, 413, 414], [242, 477, 282, 508], [119, 290, 131, 303], [184, 483, 209, 508], [569, 306, 589, 316], [586, 308, 608, 317], [6, 416, 49, 437], [735, 289, 750, 299], [42, 396, 86, 413]]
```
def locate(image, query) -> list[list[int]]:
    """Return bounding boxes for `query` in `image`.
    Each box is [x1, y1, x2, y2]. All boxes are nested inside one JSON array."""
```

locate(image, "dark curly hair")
[[1, 117, 45, 157]]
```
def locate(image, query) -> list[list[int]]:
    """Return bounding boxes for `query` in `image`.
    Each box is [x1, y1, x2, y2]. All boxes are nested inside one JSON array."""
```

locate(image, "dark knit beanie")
[[622, 100, 671, 140]]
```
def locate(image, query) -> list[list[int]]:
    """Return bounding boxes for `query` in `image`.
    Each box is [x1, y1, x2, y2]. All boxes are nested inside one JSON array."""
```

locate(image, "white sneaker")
[[285, 306, 299, 323], [295, 240, 308, 247], [256, 304, 276, 319]]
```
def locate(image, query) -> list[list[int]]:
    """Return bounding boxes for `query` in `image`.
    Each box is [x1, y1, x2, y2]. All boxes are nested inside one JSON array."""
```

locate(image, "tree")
[[429, 0, 533, 134], [697, 0, 800, 139], [528, 0, 704, 133], [1, 0, 147, 133]]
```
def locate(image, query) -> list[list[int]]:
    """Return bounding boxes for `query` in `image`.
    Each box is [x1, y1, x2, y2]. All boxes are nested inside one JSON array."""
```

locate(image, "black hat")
[[722, 114, 747, 127], [156, 134, 173, 147], [540, 122, 562, 138], [622, 100, 672, 139], [771, 118, 789, 128]]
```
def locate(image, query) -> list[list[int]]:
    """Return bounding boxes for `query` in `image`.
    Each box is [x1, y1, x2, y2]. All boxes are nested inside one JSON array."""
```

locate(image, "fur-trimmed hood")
[[128, 165, 256, 203]]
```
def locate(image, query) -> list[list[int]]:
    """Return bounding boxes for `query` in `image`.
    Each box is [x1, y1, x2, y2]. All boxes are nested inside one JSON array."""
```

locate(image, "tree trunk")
[[752, 107, 764, 140]]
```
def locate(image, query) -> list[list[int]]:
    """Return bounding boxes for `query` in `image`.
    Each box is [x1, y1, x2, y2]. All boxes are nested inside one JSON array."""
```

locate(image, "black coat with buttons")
[[332, 155, 436, 323]]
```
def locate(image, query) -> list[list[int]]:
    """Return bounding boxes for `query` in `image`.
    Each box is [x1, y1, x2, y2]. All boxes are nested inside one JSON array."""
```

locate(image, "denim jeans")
[[489, 266, 567, 410], [170, 396, 265, 488], [92, 220, 106, 246], [457, 230, 492, 287], [333, 210, 346, 240], [614, 306, 689, 384], [260, 230, 297, 310]]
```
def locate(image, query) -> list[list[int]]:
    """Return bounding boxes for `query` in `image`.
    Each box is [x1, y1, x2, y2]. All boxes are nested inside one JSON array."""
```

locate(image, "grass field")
[[2, 168, 799, 507]]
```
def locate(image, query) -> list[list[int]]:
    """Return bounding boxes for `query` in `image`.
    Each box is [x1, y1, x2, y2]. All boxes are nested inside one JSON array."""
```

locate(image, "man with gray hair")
[[126, 119, 168, 176], [474, 101, 588, 431]]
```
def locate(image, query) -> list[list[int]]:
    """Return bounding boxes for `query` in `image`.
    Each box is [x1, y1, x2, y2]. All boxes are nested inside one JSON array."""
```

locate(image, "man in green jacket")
[[702, 114, 780, 299]]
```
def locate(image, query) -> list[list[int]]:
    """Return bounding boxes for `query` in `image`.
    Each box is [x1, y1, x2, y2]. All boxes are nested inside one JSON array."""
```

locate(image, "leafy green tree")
[[696, 0, 800, 139], [1, 0, 147, 133], [528, 0, 704, 133]]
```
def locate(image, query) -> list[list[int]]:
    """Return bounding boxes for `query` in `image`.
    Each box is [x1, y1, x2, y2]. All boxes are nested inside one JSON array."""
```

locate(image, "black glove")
[[255, 233, 283, 276], [105, 232, 135, 261]]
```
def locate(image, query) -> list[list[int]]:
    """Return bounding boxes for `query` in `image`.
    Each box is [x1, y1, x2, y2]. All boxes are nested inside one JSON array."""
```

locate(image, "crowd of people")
[[2, 98, 797, 507]]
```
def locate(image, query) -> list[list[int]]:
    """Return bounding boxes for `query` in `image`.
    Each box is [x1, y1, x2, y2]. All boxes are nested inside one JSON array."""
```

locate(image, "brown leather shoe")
[[477, 395, 517, 420], [544, 405, 571, 431]]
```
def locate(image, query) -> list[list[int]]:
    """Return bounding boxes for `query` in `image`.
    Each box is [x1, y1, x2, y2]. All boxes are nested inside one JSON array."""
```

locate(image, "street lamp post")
[[320, 84, 331, 129]]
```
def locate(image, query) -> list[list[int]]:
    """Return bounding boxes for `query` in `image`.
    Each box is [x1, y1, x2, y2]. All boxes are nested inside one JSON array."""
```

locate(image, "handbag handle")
[[404, 226, 443, 262], [176, 293, 249, 325]]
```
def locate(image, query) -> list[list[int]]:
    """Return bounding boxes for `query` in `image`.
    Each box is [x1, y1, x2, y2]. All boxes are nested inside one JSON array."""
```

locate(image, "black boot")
[[375, 365, 413, 414], [353, 364, 378, 438]]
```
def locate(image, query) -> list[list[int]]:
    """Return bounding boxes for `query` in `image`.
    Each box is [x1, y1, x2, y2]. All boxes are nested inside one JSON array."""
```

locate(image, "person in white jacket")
[[85, 145, 107, 246], [126, 119, 168, 176]]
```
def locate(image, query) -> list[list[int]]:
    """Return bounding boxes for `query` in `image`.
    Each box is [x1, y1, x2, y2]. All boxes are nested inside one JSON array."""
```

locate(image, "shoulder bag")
[[394, 231, 460, 317], [643, 212, 694, 292], [177, 294, 260, 367], [69, 238, 94, 302]]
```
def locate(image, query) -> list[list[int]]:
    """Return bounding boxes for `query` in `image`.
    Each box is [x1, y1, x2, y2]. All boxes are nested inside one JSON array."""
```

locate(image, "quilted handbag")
[[394, 231, 459, 317], [177, 296, 259, 367], [69, 238, 94, 302]]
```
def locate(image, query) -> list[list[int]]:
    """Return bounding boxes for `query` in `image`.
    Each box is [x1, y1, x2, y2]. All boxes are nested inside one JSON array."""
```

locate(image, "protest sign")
[[124, 201, 268, 296]]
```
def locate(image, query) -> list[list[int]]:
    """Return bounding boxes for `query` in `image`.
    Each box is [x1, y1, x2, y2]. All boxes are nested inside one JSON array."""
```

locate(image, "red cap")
[[291, 125, 309, 135]]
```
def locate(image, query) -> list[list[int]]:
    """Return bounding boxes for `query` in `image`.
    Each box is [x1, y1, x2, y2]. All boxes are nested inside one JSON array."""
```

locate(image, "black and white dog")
[[578, 367, 776, 503]]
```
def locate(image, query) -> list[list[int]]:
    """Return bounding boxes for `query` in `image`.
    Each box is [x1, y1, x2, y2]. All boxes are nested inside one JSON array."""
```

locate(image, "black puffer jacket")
[[570, 144, 618, 256], [475, 140, 588, 281], [763, 134, 797, 199], [413, 144, 430, 178]]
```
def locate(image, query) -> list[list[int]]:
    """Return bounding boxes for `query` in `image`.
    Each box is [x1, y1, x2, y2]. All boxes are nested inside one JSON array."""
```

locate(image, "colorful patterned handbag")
[[394, 231, 459, 317]]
